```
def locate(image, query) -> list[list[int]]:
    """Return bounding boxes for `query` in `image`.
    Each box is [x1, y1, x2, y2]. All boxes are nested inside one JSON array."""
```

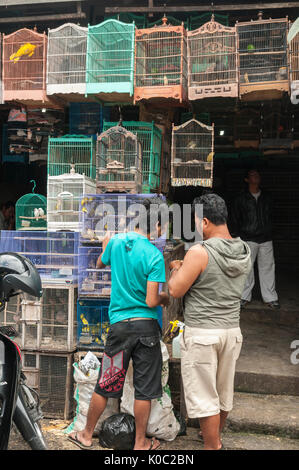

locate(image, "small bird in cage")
[[10, 42, 36, 63], [80, 313, 90, 333], [187, 140, 197, 149]]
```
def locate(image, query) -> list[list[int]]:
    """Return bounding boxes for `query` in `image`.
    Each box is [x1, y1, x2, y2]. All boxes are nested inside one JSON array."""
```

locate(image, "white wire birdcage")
[[47, 23, 88, 96], [96, 125, 142, 193], [188, 15, 238, 100], [237, 14, 289, 101], [171, 119, 214, 187], [47, 165, 96, 231]]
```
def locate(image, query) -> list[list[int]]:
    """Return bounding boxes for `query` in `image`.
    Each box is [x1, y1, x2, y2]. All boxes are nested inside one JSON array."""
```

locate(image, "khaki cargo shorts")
[[180, 325, 243, 419]]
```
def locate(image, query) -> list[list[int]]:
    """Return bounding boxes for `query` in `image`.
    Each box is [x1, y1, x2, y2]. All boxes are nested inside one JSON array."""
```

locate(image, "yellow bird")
[[207, 152, 214, 162], [10, 43, 36, 63], [80, 314, 89, 333]]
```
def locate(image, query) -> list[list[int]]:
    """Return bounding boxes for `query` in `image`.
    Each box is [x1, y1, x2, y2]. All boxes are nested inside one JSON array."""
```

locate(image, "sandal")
[[68, 432, 93, 450], [148, 437, 160, 450]]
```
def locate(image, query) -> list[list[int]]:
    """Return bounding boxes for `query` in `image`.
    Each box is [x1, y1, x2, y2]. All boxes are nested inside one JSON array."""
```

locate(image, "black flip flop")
[[68, 432, 93, 450]]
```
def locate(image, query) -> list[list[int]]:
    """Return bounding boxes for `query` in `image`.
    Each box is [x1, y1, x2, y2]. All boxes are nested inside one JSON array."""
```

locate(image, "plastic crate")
[[69, 102, 110, 136], [0, 230, 79, 282], [77, 299, 110, 350], [21, 350, 74, 419], [20, 282, 78, 352]]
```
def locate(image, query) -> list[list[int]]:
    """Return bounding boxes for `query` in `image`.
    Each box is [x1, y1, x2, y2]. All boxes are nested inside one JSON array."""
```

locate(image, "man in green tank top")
[[168, 193, 251, 450]]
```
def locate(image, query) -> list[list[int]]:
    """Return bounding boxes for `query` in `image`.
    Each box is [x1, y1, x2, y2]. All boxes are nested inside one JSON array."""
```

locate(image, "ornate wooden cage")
[[289, 22, 299, 104], [134, 16, 188, 105], [46, 23, 88, 98], [86, 19, 135, 103], [96, 125, 142, 193], [237, 14, 289, 101], [102, 120, 162, 193], [171, 119, 214, 187], [187, 16, 238, 100], [3, 28, 50, 106]]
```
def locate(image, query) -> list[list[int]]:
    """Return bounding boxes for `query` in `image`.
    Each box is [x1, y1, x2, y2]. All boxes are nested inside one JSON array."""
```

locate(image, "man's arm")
[[146, 281, 169, 308], [168, 244, 208, 298], [96, 233, 111, 269]]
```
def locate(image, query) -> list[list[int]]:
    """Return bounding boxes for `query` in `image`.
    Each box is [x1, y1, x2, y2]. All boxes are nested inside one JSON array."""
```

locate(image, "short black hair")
[[192, 193, 228, 226], [1, 201, 14, 210], [244, 168, 259, 179], [136, 196, 169, 234]]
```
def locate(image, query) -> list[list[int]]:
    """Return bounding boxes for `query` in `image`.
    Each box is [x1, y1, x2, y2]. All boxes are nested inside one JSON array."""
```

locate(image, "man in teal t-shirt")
[[68, 197, 169, 451]]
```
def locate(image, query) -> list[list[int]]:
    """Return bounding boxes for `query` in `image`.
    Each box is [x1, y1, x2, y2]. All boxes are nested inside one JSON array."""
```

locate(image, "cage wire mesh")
[[171, 119, 214, 187], [290, 23, 299, 104], [86, 19, 135, 97], [102, 121, 162, 193], [3, 28, 47, 102], [96, 125, 142, 193], [20, 284, 77, 352], [0, 230, 79, 282], [134, 16, 188, 103], [48, 134, 96, 179], [16, 192, 47, 231], [22, 351, 74, 419], [47, 23, 87, 95], [189, 12, 229, 30], [237, 16, 289, 97], [47, 167, 96, 231], [188, 16, 238, 100], [69, 102, 110, 135], [77, 299, 110, 350]]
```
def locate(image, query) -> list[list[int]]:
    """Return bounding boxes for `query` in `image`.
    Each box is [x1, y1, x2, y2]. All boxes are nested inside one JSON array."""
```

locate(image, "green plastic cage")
[[16, 181, 47, 231], [86, 19, 135, 99], [103, 121, 162, 193], [47, 135, 96, 179], [104, 13, 147, 29]]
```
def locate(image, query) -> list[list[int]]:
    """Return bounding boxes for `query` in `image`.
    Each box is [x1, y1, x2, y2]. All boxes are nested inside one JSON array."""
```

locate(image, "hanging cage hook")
[[30, 179, 36, 193]]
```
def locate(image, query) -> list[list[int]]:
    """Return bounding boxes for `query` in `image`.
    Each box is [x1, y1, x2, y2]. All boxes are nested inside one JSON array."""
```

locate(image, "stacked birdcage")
[[2, 27, 50, 106], [289, 22, 299, 104], [96, 124, 142, 194], [69, 102, 110, 136], [86, 19, 135, 102], [102, 121, 162, 193], [171, 119, 214, 187], [234, 108, 261, 149], [187, 16, 238, 100], [15, 182, 47, 231], [46, 23, 88, 97], [48, 134, 96, 179], [237, 13, 289, 101], [134, 15, 188, 104], [47, 165, 96, 231]]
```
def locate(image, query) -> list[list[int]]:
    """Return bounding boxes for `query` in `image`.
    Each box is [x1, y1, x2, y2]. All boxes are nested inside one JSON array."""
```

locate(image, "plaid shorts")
[[94, 318, 162, 400]]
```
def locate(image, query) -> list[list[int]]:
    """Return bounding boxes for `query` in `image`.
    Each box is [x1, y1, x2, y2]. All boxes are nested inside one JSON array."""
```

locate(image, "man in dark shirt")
[[231, 169, 279, 309]]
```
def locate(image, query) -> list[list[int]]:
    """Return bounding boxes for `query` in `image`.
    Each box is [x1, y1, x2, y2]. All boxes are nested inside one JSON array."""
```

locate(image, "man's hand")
[[159, 291, 169, 307], [170, 260, 183, 271]]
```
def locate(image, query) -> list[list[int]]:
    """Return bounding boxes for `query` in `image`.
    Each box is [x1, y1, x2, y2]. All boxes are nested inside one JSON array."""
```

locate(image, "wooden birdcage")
[[187, 16, 238, 100], [289, 22, 299, 104], [2, 27, 55, 107], [96, 125, 142, 193], [234, 107, 261, 149], [47, 23, 88, 99], [237, 14, 290, 101], [134, 15, 188, 105], [171, 119, 214, 187], [86, 19, 135, 103]]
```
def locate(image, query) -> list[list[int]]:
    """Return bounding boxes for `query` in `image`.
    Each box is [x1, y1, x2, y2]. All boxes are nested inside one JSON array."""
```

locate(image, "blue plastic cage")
[[78, 194, 167, 297], [77, 298, 110, 350], [0, 230, 79, 282], [69, 102, 110, 136]]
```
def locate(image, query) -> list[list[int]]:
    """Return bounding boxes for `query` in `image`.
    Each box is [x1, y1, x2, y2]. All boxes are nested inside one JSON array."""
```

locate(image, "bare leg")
[[133, 399, 160, 450], [199, 414, 222, 450], [69, 393, 107, 447], [220, 410, 229, 434]]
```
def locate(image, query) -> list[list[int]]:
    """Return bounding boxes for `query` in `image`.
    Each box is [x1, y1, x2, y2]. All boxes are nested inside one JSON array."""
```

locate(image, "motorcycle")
[[0, 324, 47, 450], [0, 252, 47, 450]]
